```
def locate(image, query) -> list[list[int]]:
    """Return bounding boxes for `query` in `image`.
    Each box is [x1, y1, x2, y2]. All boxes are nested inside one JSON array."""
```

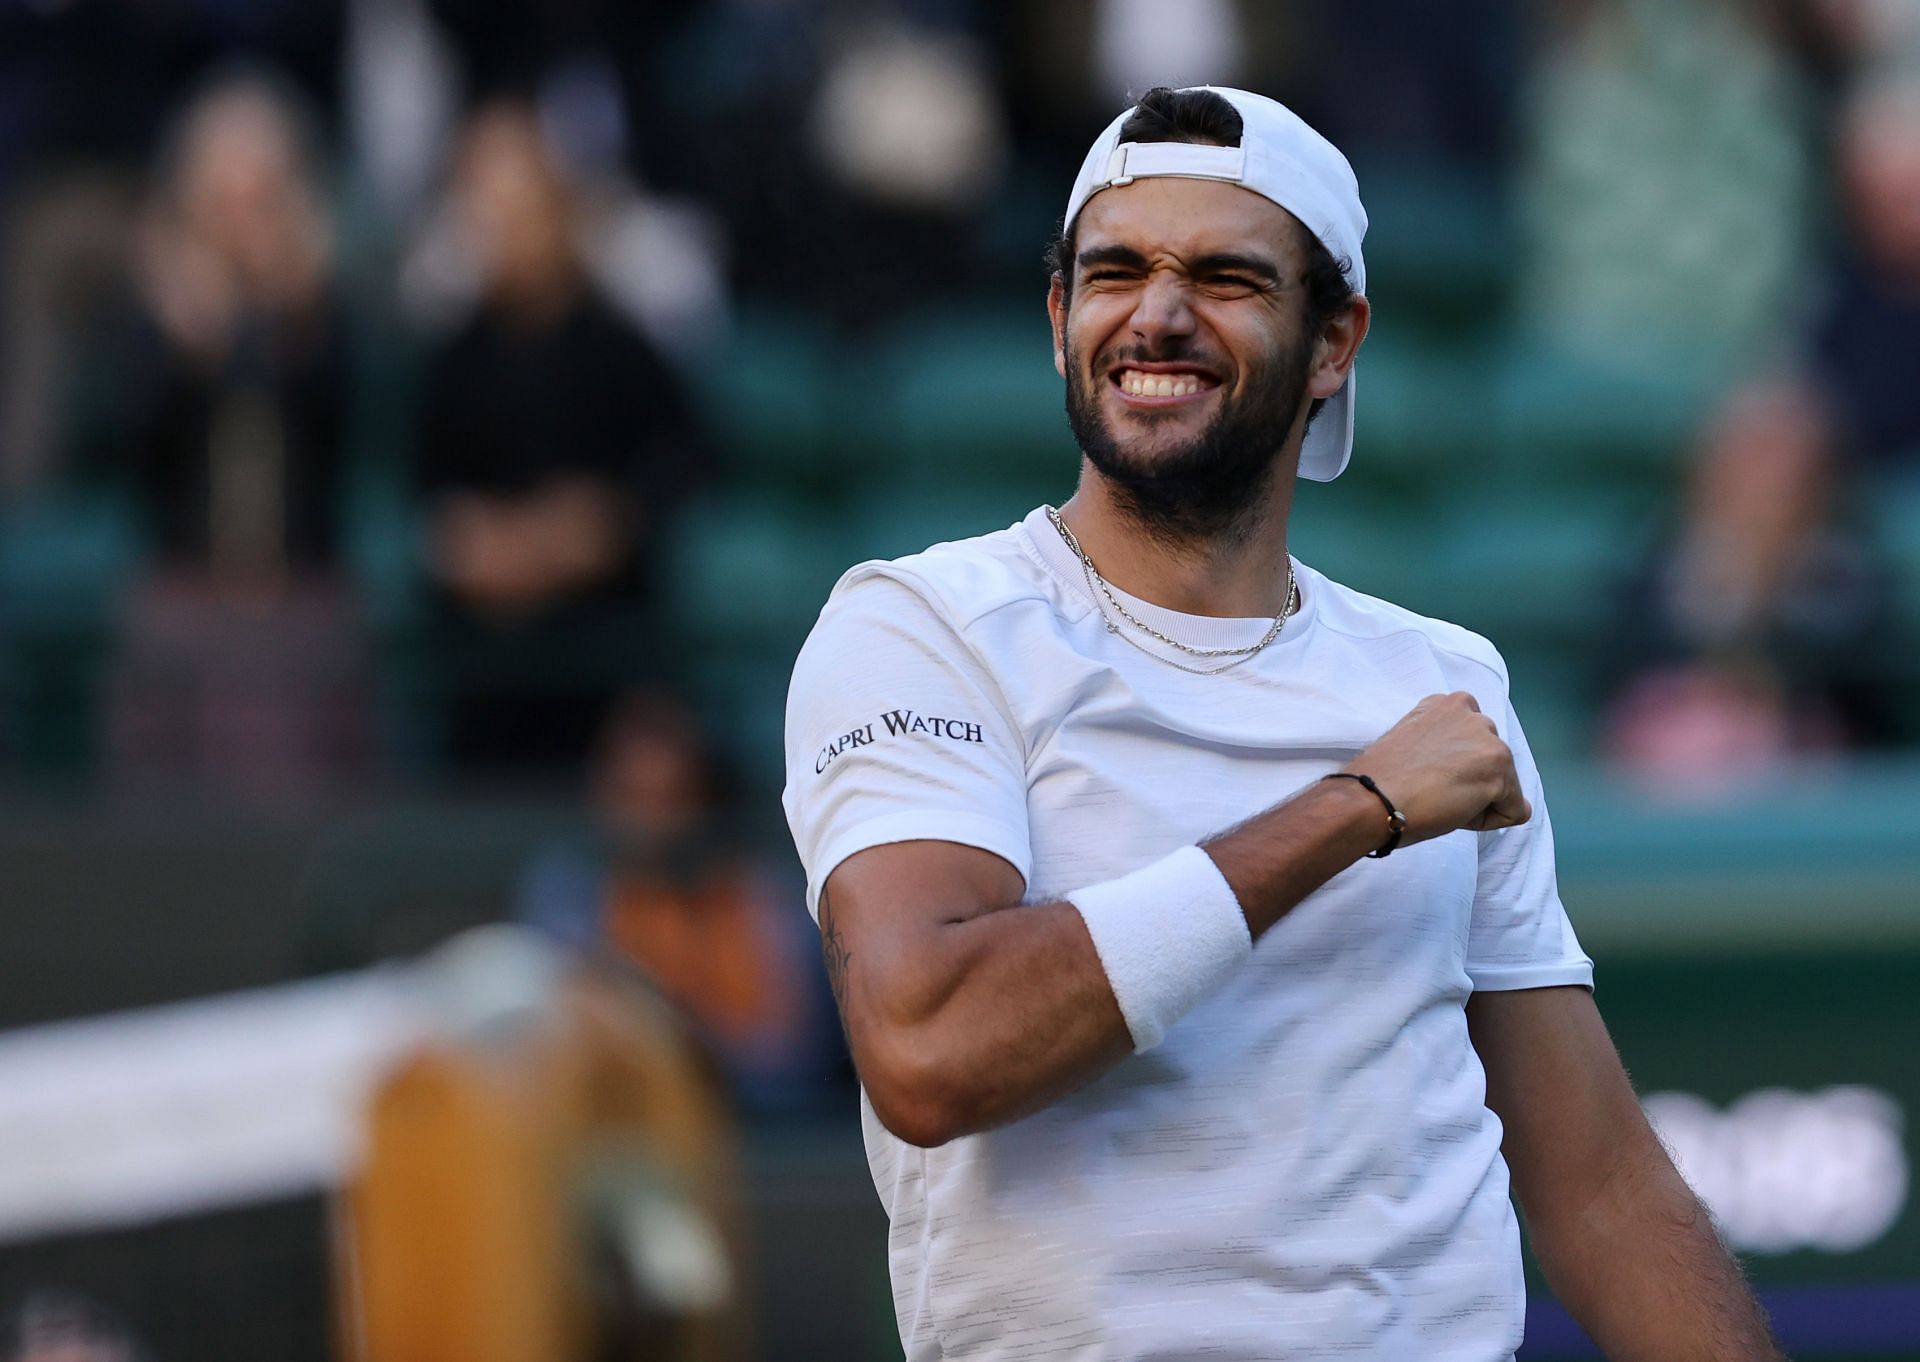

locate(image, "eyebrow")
[[1188, 252, 1281, 282], [1075, 244, 1150, 273], [1075, 244, 1281, 283]]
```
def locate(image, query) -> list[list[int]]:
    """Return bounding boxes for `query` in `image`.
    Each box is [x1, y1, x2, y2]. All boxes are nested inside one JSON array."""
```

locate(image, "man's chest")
[[1009, 657, 1483, 980]]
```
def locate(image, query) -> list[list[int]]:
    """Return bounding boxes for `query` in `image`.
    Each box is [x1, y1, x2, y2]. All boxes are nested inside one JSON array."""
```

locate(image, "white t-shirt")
[[782, 506, 1593, 1362]]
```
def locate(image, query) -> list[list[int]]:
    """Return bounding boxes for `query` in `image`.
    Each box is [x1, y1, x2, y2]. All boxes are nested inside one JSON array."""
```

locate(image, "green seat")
[[1502, 648, 1603, 769], [869, 310, 1072, 491], [663, 492, 858, 647], [1353, 160, 1513, 337], [1488, 338, 1719, 486], [850, 480, 1060, 566], [1860, 467, 1920, 739], [1425, 487, 1650, 653], [0, 490, 143, 774], [660, 492, 868, 792], [0, 491, 142, 631], [1345, 335, 1498, 495], [688, 311, 848, 492], [1291, 488, 1440, 613], [1863, 468, 1920, 634], [339, 465, 423, 636]]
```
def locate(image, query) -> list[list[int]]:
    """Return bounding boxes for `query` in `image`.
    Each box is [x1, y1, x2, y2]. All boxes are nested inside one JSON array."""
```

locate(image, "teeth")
[[1119, 369, 1206, 398]]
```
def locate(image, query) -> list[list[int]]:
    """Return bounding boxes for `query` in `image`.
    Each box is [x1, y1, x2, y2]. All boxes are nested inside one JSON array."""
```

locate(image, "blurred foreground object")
[[0, 927, 749, 1362]]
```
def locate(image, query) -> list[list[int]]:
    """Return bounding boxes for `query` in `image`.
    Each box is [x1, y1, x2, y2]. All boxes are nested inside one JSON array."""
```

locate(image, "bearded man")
[[782, 86, 1784, 1361]]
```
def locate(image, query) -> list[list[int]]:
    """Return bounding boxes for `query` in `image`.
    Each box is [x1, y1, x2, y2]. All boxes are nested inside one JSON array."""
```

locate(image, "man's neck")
[[1056, 472, 1298, 619]]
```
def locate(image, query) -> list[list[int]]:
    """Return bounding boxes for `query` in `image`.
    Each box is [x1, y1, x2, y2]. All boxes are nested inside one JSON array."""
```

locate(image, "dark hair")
[[1046, 87, 1357, 421]]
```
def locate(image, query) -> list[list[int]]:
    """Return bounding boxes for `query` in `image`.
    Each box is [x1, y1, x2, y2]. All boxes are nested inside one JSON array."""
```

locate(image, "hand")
[[1343, 692, 1530, 845]]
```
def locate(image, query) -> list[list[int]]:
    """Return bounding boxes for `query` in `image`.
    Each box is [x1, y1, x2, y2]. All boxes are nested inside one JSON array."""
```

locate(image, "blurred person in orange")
[[415, 100, 702, 775], [517, 693, 835, 1109], [1607, 74, 1920, 785], [80, 70, 369, 801]]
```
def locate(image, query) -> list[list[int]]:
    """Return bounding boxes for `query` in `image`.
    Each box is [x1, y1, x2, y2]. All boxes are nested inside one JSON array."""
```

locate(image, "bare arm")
[[1468, 986, 1785, 1361], [826, 691, 1526, 1147]]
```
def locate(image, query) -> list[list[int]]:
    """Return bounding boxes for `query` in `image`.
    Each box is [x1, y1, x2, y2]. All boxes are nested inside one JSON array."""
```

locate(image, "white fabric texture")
[[1066, 844, 1253, 1052], [782, 506, 1593, 1362]]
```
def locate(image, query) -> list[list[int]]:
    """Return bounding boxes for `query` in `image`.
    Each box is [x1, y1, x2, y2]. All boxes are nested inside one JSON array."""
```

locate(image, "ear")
[[1308, 295, 1370, 401], [1047, 274, 1068, 378]]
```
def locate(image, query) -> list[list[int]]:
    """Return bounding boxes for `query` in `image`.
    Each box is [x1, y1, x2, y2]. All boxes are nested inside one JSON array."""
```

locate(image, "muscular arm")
[[820, 776, 1386, 1146], [823, 691, 1527, 1147], [1468, 987, 1784, 1360]]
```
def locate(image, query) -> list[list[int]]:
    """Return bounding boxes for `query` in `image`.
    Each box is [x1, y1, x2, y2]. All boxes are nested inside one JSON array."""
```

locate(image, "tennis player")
[[782, 85, 1784, 1361]]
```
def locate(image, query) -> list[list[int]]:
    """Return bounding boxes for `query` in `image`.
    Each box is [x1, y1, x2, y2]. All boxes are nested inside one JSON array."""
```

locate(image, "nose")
[[1127, 268, 1197, 352]]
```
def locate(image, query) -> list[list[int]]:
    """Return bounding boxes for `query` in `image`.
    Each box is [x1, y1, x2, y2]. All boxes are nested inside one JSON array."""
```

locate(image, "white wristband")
[[1066, 845, 1253, 1053]]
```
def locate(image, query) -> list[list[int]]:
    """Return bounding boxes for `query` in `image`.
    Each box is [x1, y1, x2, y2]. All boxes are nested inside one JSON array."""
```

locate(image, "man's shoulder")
[[824, 517, 1052, 633], [1306, 565, 1509, 688]]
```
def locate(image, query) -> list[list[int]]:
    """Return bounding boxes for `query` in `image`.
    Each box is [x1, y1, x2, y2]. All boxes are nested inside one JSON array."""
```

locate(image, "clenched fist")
[[1343, 692, 1530, 846]]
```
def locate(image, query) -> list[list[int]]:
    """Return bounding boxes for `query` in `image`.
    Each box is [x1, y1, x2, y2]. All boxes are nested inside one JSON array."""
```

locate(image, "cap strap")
[[1100, 140, 1247, 190]]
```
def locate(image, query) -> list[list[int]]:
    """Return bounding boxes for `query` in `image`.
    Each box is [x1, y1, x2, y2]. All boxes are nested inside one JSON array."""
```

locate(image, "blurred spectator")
[[1810, 0, 1920, 71], [3, 0, 342, 501], [414, 100, 702, 775], [516, 692, 838, 1108], [72, 72, 371, 801], [1606, 74, 1920, 788], [112, 75, 347, 577], [1515, 0, 1819, 381], [685, 0, 1010, 330]]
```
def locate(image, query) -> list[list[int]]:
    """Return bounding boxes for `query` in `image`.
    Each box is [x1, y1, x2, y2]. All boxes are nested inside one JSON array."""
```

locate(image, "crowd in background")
[[1, 0, 1918, 1099]]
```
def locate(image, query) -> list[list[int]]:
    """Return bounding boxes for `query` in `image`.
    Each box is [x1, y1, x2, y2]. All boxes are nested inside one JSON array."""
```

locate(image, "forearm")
[[1529, 1137, 1783, 1361], [845, 780, 1380, 1143], [1203, 776, 1393, 933]]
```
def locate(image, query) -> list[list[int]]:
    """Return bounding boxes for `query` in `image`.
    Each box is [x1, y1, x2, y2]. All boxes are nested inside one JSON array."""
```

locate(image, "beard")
[[1063, 329, 1313, 546]]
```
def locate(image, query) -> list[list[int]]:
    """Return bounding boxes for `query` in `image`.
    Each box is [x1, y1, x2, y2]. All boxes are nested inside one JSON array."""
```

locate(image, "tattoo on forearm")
[[819, 887, 853, 1019]]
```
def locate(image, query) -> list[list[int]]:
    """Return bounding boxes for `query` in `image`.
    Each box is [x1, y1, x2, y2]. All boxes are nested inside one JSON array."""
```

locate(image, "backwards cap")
[[1062, 87, 1367, 481]]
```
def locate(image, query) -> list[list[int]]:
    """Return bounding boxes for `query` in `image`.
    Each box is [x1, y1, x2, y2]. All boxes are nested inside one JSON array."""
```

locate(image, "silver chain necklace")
[[1046, 505, 1297, 676]]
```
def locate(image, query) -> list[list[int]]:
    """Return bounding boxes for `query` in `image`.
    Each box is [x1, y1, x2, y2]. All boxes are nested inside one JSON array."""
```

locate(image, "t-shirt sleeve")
[[782, 568, 1031, 921], [1465, 697, 1594, 992]]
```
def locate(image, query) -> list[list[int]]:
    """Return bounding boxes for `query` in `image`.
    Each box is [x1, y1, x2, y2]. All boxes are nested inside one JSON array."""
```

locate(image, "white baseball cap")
[[1062, 86, 1368, 481]]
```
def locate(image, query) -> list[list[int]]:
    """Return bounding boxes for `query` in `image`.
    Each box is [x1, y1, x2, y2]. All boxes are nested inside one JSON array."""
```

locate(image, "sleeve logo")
[[815, 708, 986, 774]]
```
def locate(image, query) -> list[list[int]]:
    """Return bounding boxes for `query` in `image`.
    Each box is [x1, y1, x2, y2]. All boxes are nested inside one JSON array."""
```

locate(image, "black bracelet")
[[1321, 772, 1408, 858]]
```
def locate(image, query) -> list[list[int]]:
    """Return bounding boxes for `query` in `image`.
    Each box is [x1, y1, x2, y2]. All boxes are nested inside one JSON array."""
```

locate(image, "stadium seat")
[[687, 311, 849, 493], [1861, 466, 1920, 738], [1289, 482, 1438, 607], [663, 492, 861, 787], [0, 490, 143, 774], [1425, 485, 1652, 658], [866, 309, 1072, 490], [1351, 159, 1513, 337], [849, 479, 1064, 564], [1487, 337, 1720, 487]]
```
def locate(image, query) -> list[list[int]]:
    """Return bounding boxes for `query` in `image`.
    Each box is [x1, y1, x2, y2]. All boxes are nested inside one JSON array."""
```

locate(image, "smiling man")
[[782, 87, 1784, 1361]]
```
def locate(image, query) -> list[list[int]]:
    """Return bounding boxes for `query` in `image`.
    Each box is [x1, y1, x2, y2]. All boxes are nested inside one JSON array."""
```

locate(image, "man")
[[782, 86, 1784, 1361], [416, 101, 701, 772]]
